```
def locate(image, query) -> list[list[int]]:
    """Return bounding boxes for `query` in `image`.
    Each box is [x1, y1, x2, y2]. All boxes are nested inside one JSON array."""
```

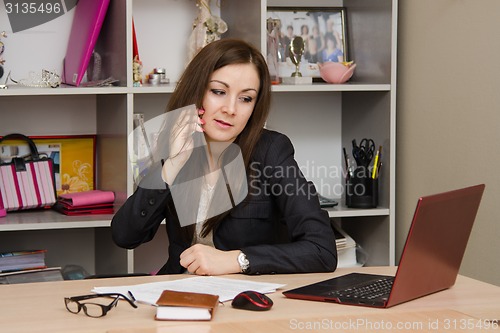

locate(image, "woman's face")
[[201, 63, 260, 143]]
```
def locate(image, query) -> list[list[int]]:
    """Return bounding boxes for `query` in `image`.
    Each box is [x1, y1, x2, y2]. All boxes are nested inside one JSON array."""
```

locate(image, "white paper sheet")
[[92, 276, 285, 304]]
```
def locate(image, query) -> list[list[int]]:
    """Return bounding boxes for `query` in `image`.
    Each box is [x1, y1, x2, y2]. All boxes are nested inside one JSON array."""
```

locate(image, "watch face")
[[238, 253, 249, 271]]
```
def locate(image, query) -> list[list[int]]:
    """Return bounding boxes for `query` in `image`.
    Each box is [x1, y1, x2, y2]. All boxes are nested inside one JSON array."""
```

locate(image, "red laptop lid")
[[387, 184, 485, 307]]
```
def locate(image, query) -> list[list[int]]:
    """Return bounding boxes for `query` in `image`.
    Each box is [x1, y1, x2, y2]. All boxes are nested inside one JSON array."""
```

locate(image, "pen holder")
[[345, 168, 378, 208]]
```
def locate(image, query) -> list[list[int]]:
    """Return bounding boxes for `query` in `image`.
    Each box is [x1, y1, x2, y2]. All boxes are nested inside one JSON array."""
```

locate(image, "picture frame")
[[267, 7, 348, 79], [0, 135, 96, 196]]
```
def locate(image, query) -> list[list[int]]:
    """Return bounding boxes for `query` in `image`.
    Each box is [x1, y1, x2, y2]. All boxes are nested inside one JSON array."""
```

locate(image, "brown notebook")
[[155, 289, 219, 321]]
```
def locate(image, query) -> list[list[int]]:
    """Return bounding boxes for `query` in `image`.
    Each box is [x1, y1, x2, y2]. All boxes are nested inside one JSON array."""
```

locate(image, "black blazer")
[[111, 129, 337, 275]]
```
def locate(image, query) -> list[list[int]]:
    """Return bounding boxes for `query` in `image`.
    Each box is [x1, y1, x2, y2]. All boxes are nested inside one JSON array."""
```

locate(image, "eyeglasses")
[[64, 292, 137, 318]]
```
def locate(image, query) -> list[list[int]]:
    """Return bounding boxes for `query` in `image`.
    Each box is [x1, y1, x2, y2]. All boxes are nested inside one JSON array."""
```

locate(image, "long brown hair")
[[167, 38, 272, 237]]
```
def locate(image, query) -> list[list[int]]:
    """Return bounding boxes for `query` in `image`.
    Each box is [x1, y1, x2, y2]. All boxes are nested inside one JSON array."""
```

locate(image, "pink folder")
[[58, 190, 115, 207], [62, 0, 111, 86]]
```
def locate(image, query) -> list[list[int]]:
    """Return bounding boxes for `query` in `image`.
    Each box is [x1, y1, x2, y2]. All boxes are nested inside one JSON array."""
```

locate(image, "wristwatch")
[[237, 251, 250, 273]]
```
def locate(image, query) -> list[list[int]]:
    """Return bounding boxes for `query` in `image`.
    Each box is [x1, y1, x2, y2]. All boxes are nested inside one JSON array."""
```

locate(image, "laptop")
[[283, 184, 485, 308]]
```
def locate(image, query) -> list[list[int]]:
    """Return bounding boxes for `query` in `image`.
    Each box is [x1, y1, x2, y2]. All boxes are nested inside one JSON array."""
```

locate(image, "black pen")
[[343, 148, 353, 178], [128, 290, 136, 303], [343, 147, 350, 179]]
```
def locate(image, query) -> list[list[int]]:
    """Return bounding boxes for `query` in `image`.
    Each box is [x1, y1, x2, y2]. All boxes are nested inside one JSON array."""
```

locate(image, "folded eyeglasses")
[[64, 292, 137, 318]]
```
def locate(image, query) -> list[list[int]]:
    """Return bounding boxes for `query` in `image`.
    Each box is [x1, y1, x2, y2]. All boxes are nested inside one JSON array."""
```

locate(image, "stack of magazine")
[[0, 250, 63, 284]]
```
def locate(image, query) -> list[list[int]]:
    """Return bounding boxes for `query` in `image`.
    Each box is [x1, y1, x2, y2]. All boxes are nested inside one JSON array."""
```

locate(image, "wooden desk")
[[2, 267, 499, 333]]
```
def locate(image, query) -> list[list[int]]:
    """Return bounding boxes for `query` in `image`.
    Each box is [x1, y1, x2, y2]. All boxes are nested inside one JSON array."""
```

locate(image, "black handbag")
[[0, 133, 57, 211]]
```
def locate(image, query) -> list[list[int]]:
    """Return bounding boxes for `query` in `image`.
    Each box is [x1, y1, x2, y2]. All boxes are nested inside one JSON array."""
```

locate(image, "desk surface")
[[2, 267, 499, 333]]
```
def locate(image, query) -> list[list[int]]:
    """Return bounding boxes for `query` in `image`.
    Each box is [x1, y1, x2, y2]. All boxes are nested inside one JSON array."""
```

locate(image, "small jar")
[[154, 68, 169, 84], [148, 73, 160, 85]]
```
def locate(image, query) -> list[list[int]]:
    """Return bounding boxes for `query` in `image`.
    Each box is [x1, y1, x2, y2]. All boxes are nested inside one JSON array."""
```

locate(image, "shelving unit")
[[0, 0, 397, 275]]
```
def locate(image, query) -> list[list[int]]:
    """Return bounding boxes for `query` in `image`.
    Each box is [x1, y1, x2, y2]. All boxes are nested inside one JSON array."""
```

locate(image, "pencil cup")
[[345, 169, 378, 208]]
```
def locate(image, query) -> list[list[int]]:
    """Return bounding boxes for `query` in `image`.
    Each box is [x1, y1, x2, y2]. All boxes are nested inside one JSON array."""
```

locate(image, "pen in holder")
[[345, 166, 378, 208]]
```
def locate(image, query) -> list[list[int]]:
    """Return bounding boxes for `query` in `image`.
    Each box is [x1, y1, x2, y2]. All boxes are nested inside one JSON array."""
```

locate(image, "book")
[[0, 250, 47, 272], [0, 267, 63, 284], [62, 0, 111, 86], [155, 290, 219, 321]]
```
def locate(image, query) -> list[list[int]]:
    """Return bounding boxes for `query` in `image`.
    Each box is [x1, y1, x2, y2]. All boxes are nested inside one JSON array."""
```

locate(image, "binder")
[[62, 0, 111, 86]]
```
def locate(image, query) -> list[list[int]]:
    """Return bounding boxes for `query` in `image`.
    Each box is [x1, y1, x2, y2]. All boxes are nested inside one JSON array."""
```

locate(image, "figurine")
[[187, 0, 227, 63], [133, 55, 143, 87]]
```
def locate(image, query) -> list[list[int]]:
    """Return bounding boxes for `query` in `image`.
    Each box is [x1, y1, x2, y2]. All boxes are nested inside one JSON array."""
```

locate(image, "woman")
[[111, 39, 337, 276], [321, 33, 344, 63]]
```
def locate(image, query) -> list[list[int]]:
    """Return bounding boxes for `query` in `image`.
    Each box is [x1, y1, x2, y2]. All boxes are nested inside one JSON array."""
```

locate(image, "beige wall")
[[397, 1, 500, 286]]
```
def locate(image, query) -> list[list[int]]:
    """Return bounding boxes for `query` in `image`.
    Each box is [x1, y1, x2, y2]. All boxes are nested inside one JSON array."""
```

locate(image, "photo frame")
[[267, 7, 348, 79], [0, 135, 96, 196]]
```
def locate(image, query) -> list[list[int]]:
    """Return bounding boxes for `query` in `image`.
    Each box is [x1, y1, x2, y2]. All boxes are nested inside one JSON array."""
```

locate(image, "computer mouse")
[[231, 290, 273, 311]]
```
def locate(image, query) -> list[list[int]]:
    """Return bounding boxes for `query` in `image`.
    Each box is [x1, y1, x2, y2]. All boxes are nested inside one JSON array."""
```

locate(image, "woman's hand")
[[161, 107, 205, 185], [180, 244, 241, 275]]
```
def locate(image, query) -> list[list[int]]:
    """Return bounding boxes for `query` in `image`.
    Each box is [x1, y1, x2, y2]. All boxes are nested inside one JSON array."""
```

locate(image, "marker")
[[371, 146, 381, 179]]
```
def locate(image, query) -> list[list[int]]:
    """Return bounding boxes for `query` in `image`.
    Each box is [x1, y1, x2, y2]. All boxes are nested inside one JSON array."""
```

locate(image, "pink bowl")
[[319, 62, 356, 84]]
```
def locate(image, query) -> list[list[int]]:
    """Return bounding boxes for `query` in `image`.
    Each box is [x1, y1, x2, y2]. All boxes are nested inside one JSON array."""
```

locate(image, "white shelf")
[[0, 84, 128, 96], [0, 210, 112, 231], [0, 82, 390, 96], [130, 84, 177, 94], [271, 82, 391, 92]]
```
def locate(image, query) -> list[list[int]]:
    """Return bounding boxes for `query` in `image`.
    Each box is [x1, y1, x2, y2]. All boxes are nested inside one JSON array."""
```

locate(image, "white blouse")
[[192, 181, 215, 247]]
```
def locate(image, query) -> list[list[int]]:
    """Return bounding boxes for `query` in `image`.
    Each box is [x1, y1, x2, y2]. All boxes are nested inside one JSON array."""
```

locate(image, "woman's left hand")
[[179, 244, 241, 275]]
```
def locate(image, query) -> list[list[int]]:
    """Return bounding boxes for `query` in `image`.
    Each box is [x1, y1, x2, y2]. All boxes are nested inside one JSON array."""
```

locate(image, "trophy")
[[283, 36, 311, 84], [289, 36, 304, 77]]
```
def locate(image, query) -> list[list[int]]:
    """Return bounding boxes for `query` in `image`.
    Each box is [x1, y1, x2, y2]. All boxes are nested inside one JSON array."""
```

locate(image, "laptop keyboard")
[[326, 277, 394, 300]]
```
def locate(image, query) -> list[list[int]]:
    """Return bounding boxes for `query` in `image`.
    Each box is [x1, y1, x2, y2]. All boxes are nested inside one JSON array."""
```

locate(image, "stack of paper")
[[333, 222, 359, 268], [53, 190, 115, 215]]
